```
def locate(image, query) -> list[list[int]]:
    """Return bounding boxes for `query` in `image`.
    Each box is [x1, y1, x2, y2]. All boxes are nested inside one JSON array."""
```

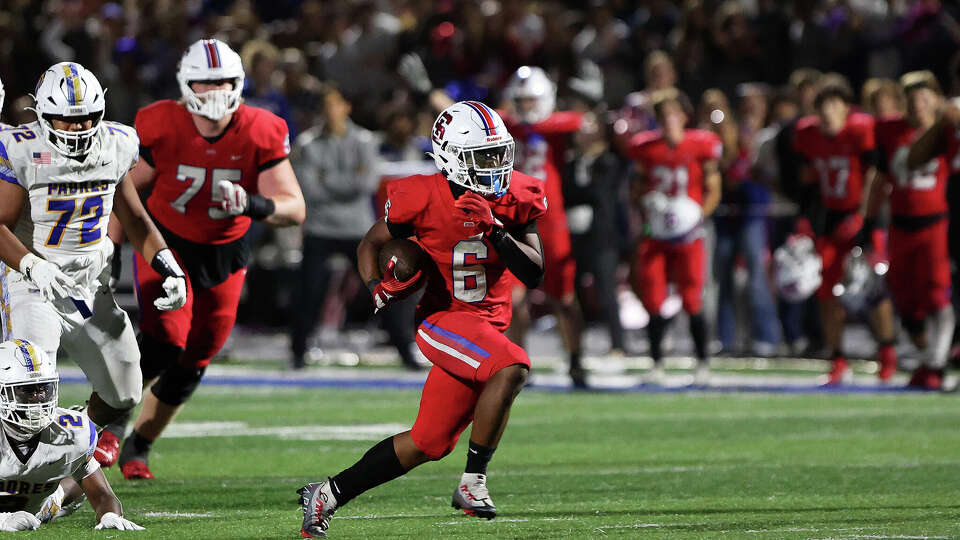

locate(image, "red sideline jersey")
[[793, 112, 875, 212], [137, 100, 290, 244], [875, 117, 949, 217], [627, 128, 722, 204], [385, 172, 547, 330], [503, 111, 582, 228]]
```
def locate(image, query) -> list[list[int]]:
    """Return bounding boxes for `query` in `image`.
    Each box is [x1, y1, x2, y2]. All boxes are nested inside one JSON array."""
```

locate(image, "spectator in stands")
[[564, 110, 629, 355], [289, 85, 417, 370], [242, 40, 296, 136], [702, 87, 780, 356]]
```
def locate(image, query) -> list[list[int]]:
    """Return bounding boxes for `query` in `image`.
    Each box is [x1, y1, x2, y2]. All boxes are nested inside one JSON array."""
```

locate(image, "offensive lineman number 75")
[[173, 164, 241, 219]]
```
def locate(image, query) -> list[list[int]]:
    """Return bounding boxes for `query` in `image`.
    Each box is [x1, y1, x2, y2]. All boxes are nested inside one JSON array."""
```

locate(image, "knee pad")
[[139, 333, 184, 381], [150, 363, 206, 406]]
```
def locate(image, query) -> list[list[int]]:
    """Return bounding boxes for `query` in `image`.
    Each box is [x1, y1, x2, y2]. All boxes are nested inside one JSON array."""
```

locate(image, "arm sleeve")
[[70, 420, 100, 482], [0, 140, 19, 186], [139, 145, 154, 167]]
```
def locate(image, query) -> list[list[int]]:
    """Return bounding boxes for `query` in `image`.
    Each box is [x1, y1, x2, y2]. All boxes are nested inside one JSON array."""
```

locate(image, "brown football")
[[378, 238, 428, 282]]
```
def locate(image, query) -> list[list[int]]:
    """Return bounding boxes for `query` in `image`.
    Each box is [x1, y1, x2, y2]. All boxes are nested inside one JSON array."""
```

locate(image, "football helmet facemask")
[[177, 39, 245, 121], [504, 66, 556, 125], [30, 62, 106, 157], [428, 101, 514, 198], [0, 340, 58, 440]]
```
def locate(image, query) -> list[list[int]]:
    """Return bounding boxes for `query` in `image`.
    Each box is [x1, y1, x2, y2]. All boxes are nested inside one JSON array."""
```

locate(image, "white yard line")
[[162, 421, 409, 441]]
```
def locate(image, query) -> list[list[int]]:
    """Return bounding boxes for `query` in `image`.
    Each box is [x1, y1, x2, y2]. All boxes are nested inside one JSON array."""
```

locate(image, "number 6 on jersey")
[[452, 239, 487, 303]]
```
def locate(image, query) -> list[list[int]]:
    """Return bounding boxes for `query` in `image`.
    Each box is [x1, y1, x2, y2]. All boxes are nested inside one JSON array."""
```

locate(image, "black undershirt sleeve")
[[139, 145, 154, 167], [386, 219, 415, 239], [488, 220, 544, 289], [860, 149, 880, 169], [257, 157, 287, 172]]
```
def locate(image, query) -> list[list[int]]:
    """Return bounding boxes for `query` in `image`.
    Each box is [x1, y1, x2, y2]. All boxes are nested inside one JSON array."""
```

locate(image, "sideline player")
[[501, 66, 587, 387], [296, 101, 545, 537], [0, 62, 186, 428], [96, 38, 305, 479], [628, 89, 721, 385], [0, 339, 142, 531], [872, 72, 953, 389], [793, 77, 898, 384]]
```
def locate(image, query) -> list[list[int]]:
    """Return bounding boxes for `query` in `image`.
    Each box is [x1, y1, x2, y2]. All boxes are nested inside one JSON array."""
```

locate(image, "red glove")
[[453, 191, 502, 234], [370, 257, 423, 313]]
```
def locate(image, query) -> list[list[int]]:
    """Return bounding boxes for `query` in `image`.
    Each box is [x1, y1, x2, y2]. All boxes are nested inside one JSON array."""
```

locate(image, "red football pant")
[[133, 250, 246, 369], [887, 220, 951, 321], [816, 214, 863, 300], [411, 310, 530, 459], [538, 217, 576, 299], [632, 237, 706, 315]]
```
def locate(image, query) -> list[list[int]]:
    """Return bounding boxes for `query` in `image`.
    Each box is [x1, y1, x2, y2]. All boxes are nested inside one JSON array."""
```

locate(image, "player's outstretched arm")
[[701, 160, 722, 218], [255, 159, 306, 227], [113, 174, 186, 311], [0, 181, 83, 300], [358, 219, 394, 284], [81, 469, 144, 530], [907, 103, 959, 169]]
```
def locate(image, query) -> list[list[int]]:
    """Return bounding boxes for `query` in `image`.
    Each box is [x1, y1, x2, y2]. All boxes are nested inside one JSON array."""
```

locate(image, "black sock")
[[464, 440, 495, 475], [689, 313, 708, 362], [569, 351, 582, 371], [648, 315, 667, 364], [119, 430, 153, 465], [330, 436, 406, 507]]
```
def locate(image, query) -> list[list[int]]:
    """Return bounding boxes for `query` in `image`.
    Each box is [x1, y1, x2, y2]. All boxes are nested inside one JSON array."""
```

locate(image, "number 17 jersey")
[[136, 100, 290, 244]]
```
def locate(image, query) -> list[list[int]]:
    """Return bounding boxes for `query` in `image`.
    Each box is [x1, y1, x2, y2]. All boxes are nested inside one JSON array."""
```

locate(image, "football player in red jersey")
[[96, 39, 305, 478], [501, 66, 587, 388], [627, 89, 721, 385], [793, 78, 897, 384], [873, 72, 953, 390], [296, 101, 545, 537]]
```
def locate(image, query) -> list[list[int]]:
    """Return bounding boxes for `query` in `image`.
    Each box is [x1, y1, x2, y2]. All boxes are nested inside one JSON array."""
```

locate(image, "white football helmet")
[[773, 234, 822, 302], [832, 246, 889, 313], [428, 101, 515, 198], [643, 192, 703, 239], [0, 340, 57, 440], [504, 66, 556, 125], [30, 62, 106, 157], [177, 38, 245, 121]]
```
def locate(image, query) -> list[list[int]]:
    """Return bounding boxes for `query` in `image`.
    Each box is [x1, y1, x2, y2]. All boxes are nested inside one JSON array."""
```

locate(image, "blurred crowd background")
[[2, 0, 960, 365]]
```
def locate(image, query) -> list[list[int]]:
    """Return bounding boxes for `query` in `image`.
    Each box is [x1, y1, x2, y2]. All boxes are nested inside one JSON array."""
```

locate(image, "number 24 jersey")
[[385, 172, 546, 330], [136, 100, 290, 245]]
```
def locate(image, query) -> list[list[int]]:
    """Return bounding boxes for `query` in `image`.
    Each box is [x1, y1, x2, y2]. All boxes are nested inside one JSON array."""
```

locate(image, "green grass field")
[[37, 383, 960, 539]]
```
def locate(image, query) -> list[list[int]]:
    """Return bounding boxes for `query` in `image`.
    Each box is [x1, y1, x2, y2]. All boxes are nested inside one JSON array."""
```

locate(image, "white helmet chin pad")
[[504, 66, 556, 125], [177, 39, 245, 120], [31, 62, 106, 157], [0, 340, 58, 439], [429, 101, 514, 198]]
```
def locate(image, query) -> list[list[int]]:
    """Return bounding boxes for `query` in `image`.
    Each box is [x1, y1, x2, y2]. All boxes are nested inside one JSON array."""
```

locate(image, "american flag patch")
[[32, 152, 51, 164]]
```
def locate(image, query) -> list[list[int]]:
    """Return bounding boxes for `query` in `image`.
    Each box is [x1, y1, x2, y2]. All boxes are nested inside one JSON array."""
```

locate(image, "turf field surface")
[[39, 381, 960, 539]]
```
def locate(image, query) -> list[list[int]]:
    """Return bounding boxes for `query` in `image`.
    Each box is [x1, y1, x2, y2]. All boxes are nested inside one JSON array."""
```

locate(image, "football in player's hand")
[[378, 239, 428, 282]]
